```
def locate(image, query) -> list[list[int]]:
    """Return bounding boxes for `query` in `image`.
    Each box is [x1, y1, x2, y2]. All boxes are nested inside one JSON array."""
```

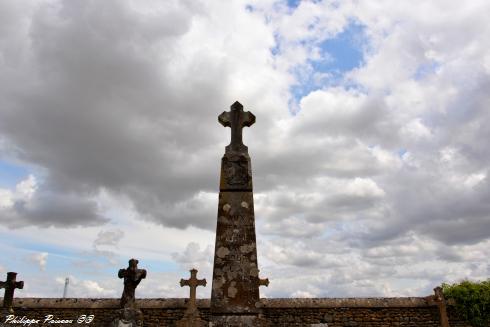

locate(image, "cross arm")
[[218, 111, 231, 127], [197, 279, 207, 287], [242, 111, 256, 127], [118, 269, 126, 279], [180, 279, 189, 287], [0, 281, 5, 289], [136, 269, 147, 280], [15, 281, 24, 289]]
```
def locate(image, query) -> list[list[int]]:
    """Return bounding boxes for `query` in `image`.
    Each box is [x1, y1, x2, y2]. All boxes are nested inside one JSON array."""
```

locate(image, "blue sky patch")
[[0, 159, 30, 188], [286, 0, 301, 9], [414, 61, 440, 80], [314, 23, 366, 73], [289, 22, 367, 109], [397, 148, 408, 158]]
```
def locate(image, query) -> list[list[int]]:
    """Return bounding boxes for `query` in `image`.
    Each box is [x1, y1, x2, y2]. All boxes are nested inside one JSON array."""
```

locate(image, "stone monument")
[[210, 101, 269, 326], [176, 268, 207, 327], [112, 259, 147, 327], [0, 272, 24, 314]]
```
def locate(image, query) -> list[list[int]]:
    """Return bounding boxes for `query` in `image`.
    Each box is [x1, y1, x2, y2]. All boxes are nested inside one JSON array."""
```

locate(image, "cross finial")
[[1, 272, 24, 313], [180, 268, 206, 316], [218, 101, 256, 153]]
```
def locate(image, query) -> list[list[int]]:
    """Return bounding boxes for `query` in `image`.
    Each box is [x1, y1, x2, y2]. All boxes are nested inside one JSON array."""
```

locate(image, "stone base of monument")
[[209, 314, 269, 327], [111, 307, 143, 327]]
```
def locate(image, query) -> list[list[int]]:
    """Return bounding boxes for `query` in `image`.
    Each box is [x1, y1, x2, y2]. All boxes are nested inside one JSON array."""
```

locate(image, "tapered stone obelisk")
[[210, 101, 269, 326]]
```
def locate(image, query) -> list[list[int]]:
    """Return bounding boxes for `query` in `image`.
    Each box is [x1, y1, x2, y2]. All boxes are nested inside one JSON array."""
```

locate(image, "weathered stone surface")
[[112, 260, 146, 327], [1, 297, 475, 327], [218, 101, 255, 154], [5, 297, 457, 309], [211, 102, 268, 316], [260, 297, 443, 308], [219, 152, 253, 191], [118, 259, 147, 309], [111, 307, 143, 327], [211, 191, 262, 313], [0, 272, 24, 313], [209, 314, 270, 327]]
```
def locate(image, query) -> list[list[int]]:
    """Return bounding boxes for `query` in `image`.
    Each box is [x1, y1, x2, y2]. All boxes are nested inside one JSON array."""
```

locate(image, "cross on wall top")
[[219, 101, 256, 153], [1, 272, 24, 313], [180, 268, 206, 317]]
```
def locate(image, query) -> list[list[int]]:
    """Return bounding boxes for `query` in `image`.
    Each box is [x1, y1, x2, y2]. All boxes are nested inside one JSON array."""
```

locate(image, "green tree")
[[442, 279, 490, 327]]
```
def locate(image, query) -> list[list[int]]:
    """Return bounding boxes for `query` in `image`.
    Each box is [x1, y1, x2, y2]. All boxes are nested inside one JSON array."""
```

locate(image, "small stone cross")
[[0, 272, 24, 313], [219, 101, 256, 153], [180, 268, 206, 316], [118, 259, 147, 309]]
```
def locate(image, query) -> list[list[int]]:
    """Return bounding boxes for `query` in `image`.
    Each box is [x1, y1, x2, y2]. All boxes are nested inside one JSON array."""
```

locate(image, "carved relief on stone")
[[221, 154, 252, 190]]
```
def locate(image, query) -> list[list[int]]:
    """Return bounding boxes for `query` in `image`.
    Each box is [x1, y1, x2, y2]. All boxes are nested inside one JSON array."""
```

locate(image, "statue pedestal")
[[111, 308, 143, 327], [209, 314, 269, 327]]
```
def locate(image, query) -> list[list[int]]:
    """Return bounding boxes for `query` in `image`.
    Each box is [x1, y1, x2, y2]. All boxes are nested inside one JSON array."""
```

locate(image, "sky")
[[0, 0, 489, 299]]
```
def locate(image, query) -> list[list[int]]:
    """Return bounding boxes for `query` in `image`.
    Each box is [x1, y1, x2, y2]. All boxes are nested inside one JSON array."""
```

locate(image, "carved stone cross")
[[180, 268, 206, 316], [0, 272, 24, 313], [118, 259, 147, 309], [219, 101, 256, 153]]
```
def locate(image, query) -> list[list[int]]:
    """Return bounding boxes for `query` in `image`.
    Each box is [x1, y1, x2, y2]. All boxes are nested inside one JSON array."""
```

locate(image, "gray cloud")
[[0, 0, 228, 229], [1, 191, 107, 228]]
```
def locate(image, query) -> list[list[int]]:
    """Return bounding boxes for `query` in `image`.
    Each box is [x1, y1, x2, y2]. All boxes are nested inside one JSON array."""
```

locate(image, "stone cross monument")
[[118, 259, 147, 309], [112, 259, 147, 327], [0, 272, 24, 314], [210, 101, 269, 326], [177, 269, 207, 327]]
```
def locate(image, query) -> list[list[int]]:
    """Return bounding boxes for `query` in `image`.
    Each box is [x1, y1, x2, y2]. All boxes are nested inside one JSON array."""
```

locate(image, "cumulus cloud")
[[93, 229, 124, 248], [88, 229, 125, 265], [172, 241, 214, 285], [54, 276, 117, 298], [28, 252, 48, 271]]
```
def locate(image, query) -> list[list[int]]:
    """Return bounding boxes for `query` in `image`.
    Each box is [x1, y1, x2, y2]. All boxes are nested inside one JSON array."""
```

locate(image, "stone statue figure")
[[118, 259, 147, 309]]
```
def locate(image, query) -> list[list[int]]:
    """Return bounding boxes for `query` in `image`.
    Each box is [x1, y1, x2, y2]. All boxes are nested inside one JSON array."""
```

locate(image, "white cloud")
[[28, 252, 48, 271], [0, 175, 37, 209], [93, 229, 124, 248], [0, 188, 13, 208], [15, 175, 37, 201], [54, 276, 118, 298], [172, 242, 213, 271]]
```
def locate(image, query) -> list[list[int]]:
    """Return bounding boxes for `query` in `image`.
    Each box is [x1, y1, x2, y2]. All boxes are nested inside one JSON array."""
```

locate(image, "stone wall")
[[0, 298, 477, 327]]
